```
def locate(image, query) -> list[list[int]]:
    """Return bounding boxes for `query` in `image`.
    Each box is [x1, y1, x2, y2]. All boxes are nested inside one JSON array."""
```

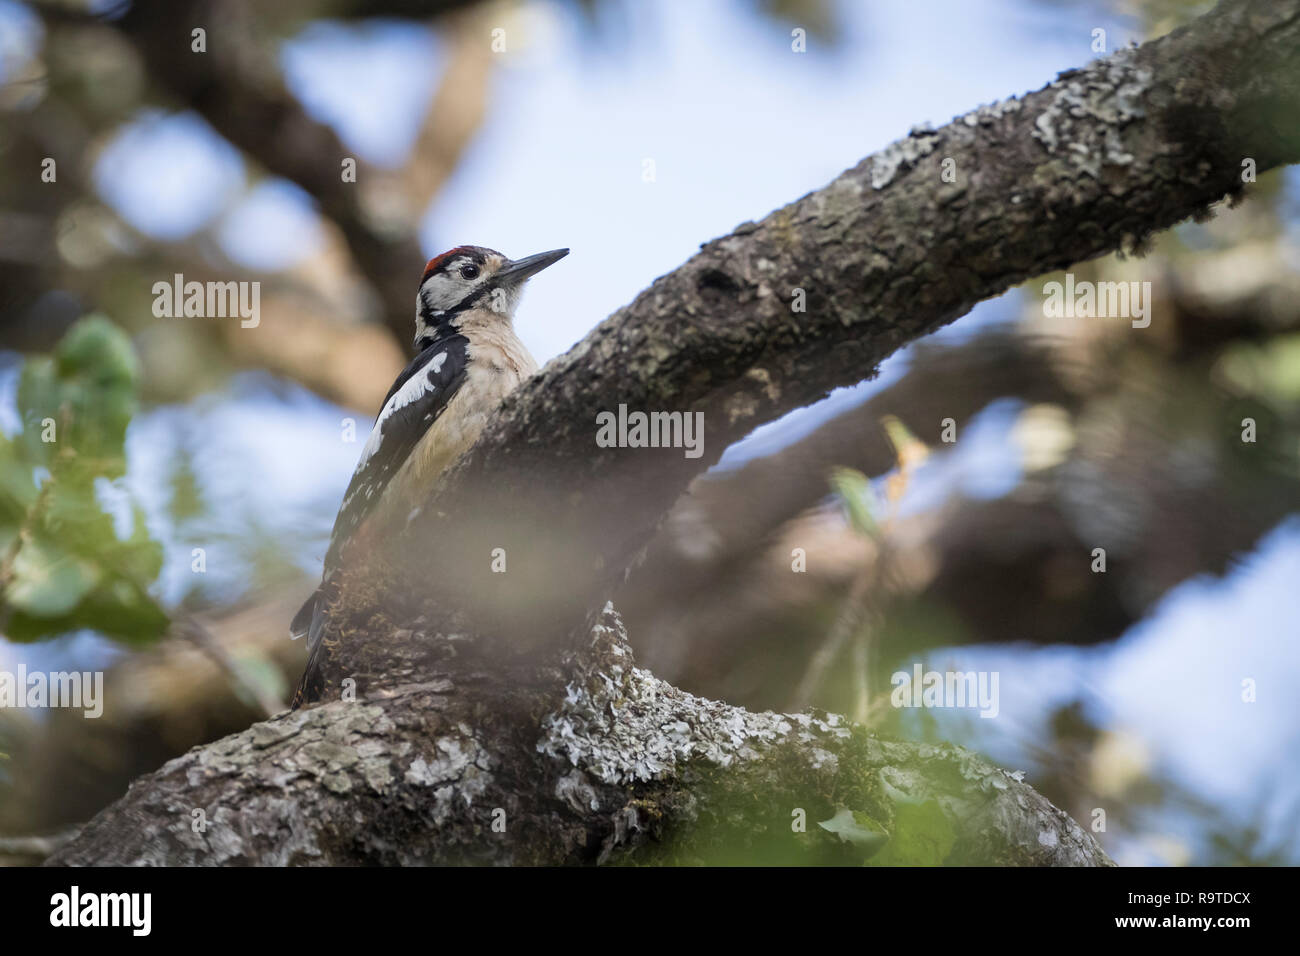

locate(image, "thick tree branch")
[[50, 608, 1108, 866]]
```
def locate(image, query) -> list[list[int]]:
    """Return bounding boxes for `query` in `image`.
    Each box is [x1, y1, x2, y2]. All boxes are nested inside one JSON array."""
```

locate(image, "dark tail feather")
[[290, 589, 316, 641], [289, 587, 327, 708]]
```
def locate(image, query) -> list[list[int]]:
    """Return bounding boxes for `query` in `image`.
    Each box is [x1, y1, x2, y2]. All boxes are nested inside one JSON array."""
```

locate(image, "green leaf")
[[3, 575, 168, 644], [866, 798, 957, 866], [0, 435, 39, 521], [230, 651, 288, 709], [4, 535, 100, 617], [17, 314, 139, 472], [818, 807, 889, 855], [830, 466, 882, 540], [1, 316, 169, 647]]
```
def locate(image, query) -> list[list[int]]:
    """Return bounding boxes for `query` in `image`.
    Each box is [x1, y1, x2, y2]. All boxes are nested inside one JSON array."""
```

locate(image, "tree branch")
[[49, 608, 1108, 865]]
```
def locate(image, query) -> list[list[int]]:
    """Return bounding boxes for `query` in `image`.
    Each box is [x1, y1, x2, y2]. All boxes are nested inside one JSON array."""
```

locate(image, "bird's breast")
[[379, 330, 537, 519]]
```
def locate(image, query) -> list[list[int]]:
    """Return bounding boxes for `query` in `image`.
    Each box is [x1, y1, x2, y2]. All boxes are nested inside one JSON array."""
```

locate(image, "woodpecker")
[[289, 245, 569, 707]]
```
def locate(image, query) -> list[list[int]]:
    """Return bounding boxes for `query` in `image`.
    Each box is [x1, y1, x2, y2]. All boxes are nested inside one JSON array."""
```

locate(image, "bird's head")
[[414, 245, 568, 346]]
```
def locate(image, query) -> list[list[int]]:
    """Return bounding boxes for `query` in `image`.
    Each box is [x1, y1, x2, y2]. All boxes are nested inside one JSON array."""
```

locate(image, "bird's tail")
[[289, 589, 316, 642], [289, 586, 329, 708]]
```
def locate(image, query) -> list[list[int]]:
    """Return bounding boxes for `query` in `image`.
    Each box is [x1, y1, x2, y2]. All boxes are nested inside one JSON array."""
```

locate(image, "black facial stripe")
[[416, 281, 492, 340], [449, 282, 492, 313]]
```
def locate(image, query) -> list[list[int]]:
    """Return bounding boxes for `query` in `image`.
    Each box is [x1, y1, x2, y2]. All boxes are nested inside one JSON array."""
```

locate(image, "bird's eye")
[[460, 264, 480, 280]]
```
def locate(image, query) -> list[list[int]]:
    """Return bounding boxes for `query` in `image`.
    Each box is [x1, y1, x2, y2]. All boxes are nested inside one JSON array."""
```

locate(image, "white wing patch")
[[356, 351, 447, 469]]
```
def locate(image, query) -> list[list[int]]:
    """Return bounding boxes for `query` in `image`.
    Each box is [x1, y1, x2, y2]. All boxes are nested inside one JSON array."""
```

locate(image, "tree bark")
[[50, 607, 1108, 866], [49, 0, 1299, 865]]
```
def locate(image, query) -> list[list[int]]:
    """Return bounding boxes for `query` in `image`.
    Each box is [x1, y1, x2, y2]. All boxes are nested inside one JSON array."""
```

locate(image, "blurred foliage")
[[804, 796, 954, 865], [0, 315, 166, 644], [830, 466, 881, 540], [758, 0, 839, 41], [831, 415, 930, 542], [865, 797, 957, 866], [1217, 332, 1300, 412]]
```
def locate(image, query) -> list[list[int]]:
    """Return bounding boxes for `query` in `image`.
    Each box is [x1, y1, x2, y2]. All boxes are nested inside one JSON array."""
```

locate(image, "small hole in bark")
[[697, 268, 740, 294]]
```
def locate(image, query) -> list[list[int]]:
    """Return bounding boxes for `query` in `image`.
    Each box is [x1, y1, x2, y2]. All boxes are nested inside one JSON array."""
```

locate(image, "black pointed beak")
[[496, 248, 569, 285]]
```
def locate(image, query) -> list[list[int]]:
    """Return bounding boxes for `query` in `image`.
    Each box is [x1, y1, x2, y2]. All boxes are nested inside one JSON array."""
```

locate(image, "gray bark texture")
[[50, 0, 1299, 865], [52, 607, 1107, 865]]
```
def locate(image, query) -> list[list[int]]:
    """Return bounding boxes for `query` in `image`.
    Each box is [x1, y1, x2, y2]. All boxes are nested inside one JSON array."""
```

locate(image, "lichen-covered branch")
[[50, 609, 1108, 866]]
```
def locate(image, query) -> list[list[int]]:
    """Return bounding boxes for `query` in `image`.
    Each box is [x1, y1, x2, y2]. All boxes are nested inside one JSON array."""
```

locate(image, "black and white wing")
[[289, 334, 469, 705], [321, 333, 470, 573]]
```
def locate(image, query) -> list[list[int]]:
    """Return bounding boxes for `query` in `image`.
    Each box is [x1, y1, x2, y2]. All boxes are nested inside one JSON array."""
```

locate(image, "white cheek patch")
[[356, 351, 447, 468], [420, 267, 482, 313]]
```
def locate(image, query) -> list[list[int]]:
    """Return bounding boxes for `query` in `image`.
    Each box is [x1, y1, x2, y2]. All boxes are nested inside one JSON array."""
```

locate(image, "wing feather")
[[322, 334, 470, 572], [290, 334, 469, 707]]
